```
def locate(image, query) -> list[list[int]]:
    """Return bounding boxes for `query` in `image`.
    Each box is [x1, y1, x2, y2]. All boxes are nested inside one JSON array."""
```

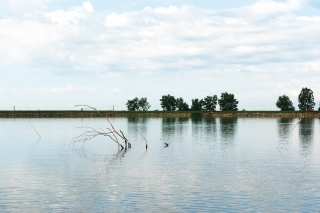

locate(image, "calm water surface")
[[1, 117, 320, 212]]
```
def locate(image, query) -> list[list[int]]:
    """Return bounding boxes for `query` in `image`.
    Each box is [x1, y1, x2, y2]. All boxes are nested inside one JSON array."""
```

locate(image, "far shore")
[[0, 110, 319, 118]]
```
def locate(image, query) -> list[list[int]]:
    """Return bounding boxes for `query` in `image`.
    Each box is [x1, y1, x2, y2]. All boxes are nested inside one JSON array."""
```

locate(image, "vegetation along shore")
[[2, 87, 318, 118], [1, 110, 320, 118]]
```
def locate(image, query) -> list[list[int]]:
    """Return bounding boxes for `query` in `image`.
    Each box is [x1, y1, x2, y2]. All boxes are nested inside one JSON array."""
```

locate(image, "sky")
[[0, 0, 319, 111]]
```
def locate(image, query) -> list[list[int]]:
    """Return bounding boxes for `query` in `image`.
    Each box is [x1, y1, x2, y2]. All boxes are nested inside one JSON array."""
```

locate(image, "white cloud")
[[24, 85, 96, 93], [1, 0, 320, 110], [44, 2, 93, 25], [8, 0, 53, 14], [1, 0, 319, 70], [111, 88, 120, 93], [24, 87, 48, 93]]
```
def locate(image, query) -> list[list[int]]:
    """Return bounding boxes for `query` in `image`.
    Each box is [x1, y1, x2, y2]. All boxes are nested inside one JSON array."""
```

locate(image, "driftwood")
[[71, 105, 131, 150]]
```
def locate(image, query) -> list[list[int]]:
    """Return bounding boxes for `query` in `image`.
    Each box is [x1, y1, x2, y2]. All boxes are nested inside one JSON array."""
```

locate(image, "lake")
[[1, 117, 320, 212]]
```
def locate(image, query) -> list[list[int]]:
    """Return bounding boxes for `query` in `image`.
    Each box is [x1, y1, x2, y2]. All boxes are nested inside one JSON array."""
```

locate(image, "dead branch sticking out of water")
[[28, 121, 41, 138], [71, 105, 131, 150], [160, 138, 169, 147], [277, 116, 304, 149], [137, 131, 148, 149]]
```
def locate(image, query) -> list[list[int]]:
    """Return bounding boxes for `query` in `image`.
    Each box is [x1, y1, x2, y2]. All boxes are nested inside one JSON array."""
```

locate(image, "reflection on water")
[[127, 117, 147, 142], [1, 117, 320, 212], [192, 117, 217, 146], [299, 118, 314, 156], [161, 117, 189, 143], [277, 118, 295, 149], [220, 118, 237, 148], [277, 118, 294, 139]]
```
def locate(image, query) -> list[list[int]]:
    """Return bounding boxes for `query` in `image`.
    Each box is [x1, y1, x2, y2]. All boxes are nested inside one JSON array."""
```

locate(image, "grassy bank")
[[0, 110, 319, 118]]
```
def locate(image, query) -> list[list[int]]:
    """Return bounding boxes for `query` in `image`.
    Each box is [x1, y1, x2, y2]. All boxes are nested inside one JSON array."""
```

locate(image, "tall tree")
[[298, 87, 315, 111], [276, 95, 295, 111], [126, 97, 151, 111], [138, 97, 151, 111], [176, 97, 189, 111], [218, 92, 239, 111], [126, 97, 139, 111], [191, 98, 204, 111], [160, 94, 177, 111], [203, 95, 218, 111]]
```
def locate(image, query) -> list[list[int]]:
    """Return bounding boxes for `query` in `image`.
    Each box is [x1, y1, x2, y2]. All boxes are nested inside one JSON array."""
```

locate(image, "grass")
[[1, 110, 318, 114]]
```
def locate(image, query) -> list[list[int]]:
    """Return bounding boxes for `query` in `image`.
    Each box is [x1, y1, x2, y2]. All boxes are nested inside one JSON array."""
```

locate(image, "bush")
[[191, 98, 204, 111], [126, 97, 151, 111], [276, 95, 295, 111], [203, 95, 218, 111], [160, 94, 177, 111], [218, 92, 239, 111]]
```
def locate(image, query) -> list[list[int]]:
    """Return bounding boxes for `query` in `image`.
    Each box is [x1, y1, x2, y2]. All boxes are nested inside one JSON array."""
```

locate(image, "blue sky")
[[0, 0, 319, 110]]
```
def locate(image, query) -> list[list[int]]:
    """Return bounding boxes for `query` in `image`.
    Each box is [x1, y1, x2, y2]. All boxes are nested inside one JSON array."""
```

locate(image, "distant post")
[[113, 105, 114, 111], [14, 106, 15, 111]]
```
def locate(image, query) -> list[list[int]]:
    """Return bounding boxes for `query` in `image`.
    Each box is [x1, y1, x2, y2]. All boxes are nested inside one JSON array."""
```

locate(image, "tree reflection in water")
[[277, 118, 294, 149], [192, 117, 217, 146], [161, 117, 189, 144], [127, 117, 147, 144], [299, 118, 314, 157], [219, 117, 237, 148]]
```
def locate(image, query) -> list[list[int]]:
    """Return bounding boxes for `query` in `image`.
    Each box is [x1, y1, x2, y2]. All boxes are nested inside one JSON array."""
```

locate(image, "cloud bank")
[[1, 0, 319, 110]]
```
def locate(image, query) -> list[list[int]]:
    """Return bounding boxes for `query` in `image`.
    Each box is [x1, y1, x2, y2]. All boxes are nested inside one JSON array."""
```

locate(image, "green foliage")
[[203, 95, 218, 111], [298, 87, 315, 111], [138, 97, 151, 111], [126, 97, 139, 111], [218, 92, 239, 111], [160, 94, 177, 111], [176, 97, 189, 111], [276, 95, 295, 111], [126, 97, 151, 111], [191, 98, 204, 111]]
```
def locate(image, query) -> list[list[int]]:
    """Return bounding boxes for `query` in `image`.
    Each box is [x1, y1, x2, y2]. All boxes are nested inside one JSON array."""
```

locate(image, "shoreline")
[[0, 111, 319, 118]]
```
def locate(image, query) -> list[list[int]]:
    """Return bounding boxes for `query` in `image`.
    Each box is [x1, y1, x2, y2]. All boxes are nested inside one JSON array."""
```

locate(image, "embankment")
[[0, 111, 319, 118]]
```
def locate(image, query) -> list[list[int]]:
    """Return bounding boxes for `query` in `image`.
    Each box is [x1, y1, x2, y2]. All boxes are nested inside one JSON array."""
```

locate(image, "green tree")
[[160, 94, 177, 111], [138, 97, 151, 111], [203, 95, 218, 111], [126, 97, 151, 111], [298, 87, 315, 111], [218, 92, 239, 111], [176, 97, 189, 111], [276, 95, 295, 111], [191, 98, 204, 111], [126, 97, 139, 111]]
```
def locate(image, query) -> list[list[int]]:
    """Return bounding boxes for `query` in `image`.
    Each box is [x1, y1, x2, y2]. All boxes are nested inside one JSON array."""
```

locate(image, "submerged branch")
[[137, 131, 147, 149], [72, 105, 130, 150]]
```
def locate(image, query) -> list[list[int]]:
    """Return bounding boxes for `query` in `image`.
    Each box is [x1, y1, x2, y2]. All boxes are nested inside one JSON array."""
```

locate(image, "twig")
[[137, 131, 148, 149], [73, 105, 130, 149], [160, 138, 169, 147], [28, 121, 41, 138]]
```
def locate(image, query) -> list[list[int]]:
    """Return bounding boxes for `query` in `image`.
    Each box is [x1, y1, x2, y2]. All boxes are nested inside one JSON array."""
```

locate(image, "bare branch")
[[73, 105, 130, 150]]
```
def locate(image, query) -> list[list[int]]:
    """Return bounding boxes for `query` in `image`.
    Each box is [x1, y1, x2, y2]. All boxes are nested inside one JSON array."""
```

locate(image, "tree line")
[[126, 87, 318, 112], [126, 92, 239, 111], [276, 87, 319, 111]]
